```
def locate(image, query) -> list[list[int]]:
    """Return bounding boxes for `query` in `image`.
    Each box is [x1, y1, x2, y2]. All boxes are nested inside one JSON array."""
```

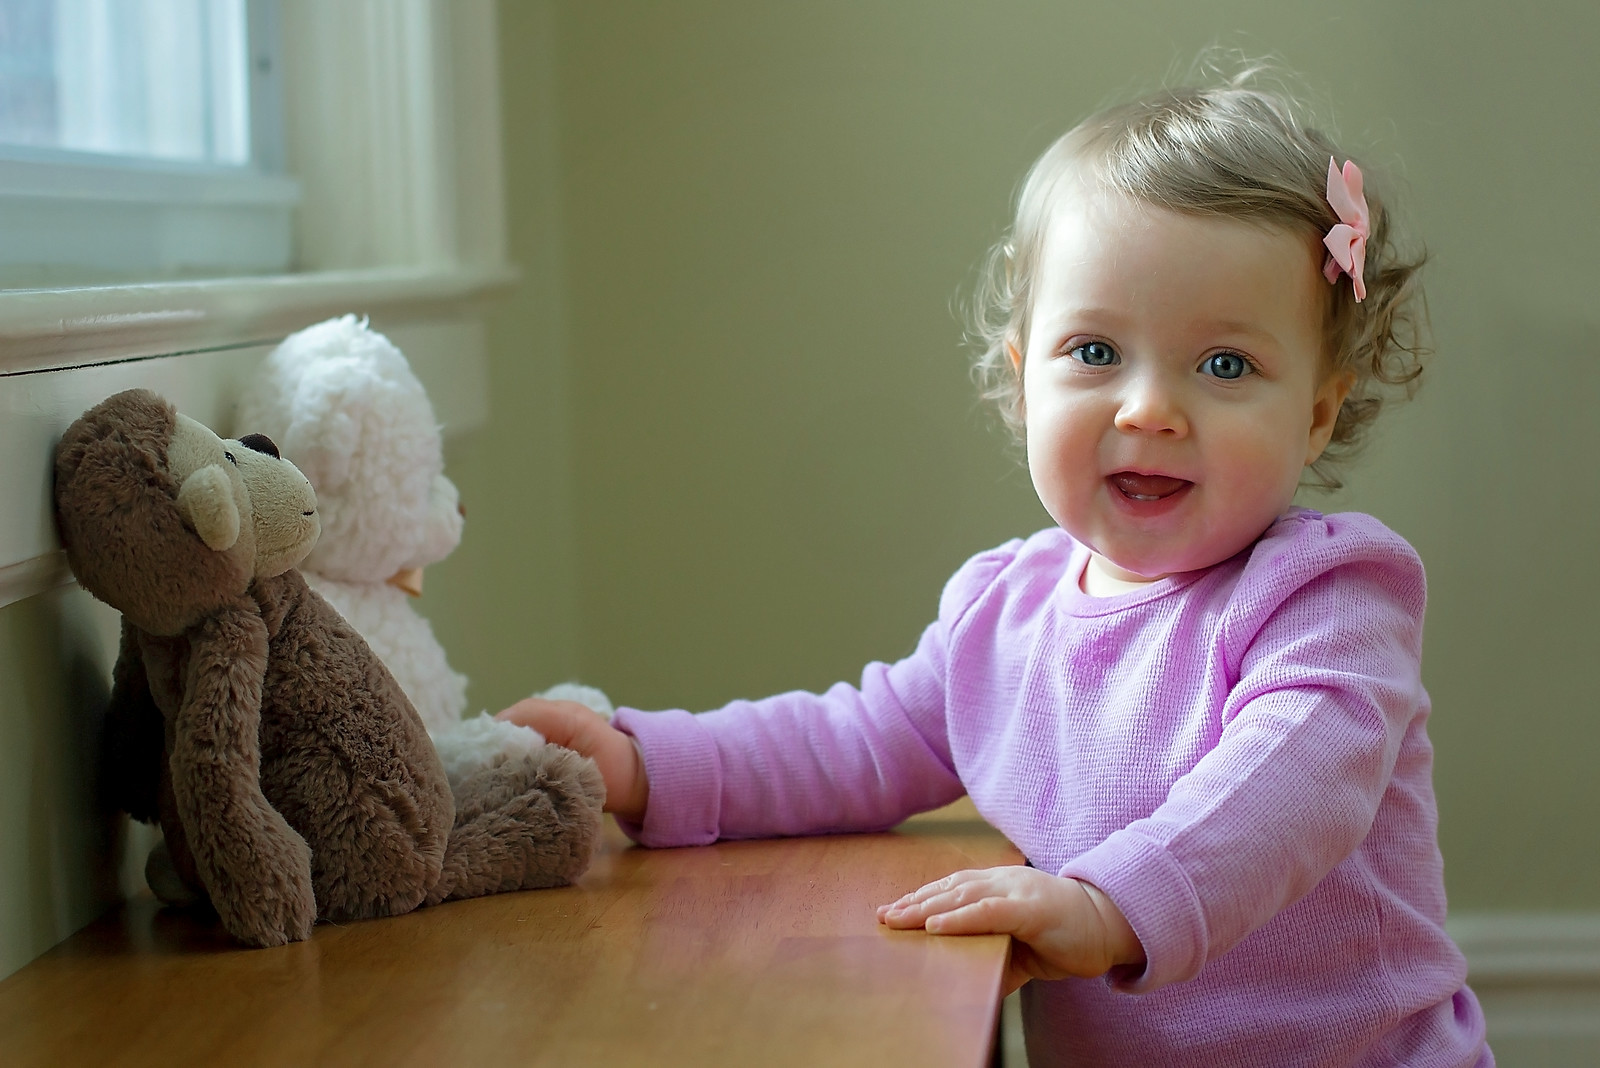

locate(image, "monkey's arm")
[[169, 599, 315, 947]]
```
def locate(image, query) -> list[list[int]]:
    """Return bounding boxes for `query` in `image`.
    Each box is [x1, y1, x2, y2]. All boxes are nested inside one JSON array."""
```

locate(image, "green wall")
[[0, 587, 124, 977], [440, 0, 1600, 913], [422, 4, 582, 709]]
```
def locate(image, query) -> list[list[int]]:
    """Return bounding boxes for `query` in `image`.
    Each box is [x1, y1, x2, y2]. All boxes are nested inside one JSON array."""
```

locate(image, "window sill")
[[0, 151, 303, 285], [0, 262, 517, 610], [0, 263, 518, 376]]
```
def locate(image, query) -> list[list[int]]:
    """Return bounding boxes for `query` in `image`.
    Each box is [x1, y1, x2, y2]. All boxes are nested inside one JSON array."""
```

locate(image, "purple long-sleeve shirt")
[[614, 509, 1490, 1067]]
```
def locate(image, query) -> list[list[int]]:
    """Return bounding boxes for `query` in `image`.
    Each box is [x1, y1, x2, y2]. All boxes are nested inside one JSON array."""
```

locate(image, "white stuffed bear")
[[235, 315, 610, 788]]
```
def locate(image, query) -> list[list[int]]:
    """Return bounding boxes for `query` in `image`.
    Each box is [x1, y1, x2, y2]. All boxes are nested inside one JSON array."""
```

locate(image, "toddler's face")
[[1018, 183, 1349, 583]]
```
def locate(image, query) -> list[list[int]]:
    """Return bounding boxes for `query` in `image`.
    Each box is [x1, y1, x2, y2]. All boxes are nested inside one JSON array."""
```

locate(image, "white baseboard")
[[1450, 912, 1600, 984], [1449, 912, 1600, 1066]]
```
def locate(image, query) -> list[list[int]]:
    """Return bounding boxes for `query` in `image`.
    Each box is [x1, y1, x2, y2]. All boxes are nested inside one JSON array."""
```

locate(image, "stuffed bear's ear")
[[176, 464, 242, 550]]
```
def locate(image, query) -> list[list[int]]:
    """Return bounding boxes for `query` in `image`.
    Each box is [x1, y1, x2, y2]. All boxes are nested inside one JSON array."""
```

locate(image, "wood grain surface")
[[0, 803, 1019, 1067]]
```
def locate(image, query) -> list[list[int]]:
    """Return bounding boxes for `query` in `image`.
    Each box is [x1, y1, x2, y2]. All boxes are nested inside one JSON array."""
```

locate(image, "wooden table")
[[0, 801, 1020, 1067]]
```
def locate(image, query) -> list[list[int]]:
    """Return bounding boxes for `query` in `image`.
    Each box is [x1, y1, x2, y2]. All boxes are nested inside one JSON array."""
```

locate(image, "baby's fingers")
[[923, 896, 1026, 936], [878, 892, 958, 929], [877, 870, 1001, 928], [878, 870, 974, 917], [496, 697, 595, 744], [494, 698, 648, 821]]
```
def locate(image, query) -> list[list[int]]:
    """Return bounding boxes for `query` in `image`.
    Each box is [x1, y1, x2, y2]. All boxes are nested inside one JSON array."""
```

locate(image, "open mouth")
[[1108, 472, 1192, 502]]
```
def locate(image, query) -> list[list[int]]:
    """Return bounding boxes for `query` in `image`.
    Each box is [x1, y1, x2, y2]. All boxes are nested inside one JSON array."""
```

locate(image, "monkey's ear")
[[177, 465, 241, 551]]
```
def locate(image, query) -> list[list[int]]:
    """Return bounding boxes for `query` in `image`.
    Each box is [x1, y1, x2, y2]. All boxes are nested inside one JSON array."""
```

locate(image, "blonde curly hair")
[[970, 70, 1427, 490]]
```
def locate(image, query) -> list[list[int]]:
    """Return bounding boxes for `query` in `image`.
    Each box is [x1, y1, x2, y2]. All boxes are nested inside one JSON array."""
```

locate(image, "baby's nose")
[[1113, 375, 1188, 436]]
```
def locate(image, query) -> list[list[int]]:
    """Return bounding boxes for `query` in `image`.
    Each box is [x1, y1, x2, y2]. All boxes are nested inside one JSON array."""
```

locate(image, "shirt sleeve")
[[1060, 515, 1428, 993], [611, 541, 1022, 848]]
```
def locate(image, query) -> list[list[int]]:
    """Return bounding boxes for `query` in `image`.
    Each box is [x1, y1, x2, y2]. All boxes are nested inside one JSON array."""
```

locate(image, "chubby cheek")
[[1243, 408, 1318, 495], [1023, 415, 1095, 527], [1200, 433, 1309, 547], [1025, 453, 1068, 528]]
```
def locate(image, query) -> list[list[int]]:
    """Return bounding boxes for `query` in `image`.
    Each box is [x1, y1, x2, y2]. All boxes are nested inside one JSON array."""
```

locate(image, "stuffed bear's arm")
[[101, 619, 165, 823], [169, 599, 316, 947]]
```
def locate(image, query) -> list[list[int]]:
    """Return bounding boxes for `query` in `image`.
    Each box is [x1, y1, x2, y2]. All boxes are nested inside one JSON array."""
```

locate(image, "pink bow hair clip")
[[1322, 157, 1369, 302]]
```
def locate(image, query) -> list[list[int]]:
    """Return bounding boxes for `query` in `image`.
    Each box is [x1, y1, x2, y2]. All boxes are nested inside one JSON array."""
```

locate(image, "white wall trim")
[[0, 313, 491, 613], [1450, 911, 1600, 1055], [0, 553, 72, 613], [0, 152, 300, 206], [0, 264, 514, 377], [1450, 911, 1600, 984]]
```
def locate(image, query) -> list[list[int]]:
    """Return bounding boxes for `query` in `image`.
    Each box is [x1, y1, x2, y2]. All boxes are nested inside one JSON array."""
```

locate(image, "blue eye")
[[1201, 352, 1252, 380], [1070, 341, 1119, 367]]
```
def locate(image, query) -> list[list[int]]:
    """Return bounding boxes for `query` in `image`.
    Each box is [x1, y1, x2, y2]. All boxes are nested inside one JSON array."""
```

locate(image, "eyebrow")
[[1045, 308, 1282, 346], [1205, 319, 1279, 341]]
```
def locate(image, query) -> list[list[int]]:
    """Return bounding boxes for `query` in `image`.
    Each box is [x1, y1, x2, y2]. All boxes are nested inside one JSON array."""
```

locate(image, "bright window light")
[[0, 0, 294, 285], [1, 0, 250, 165]]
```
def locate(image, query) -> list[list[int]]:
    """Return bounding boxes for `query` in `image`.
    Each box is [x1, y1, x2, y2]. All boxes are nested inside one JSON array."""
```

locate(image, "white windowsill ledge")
[[0, 263, 516, 610], [0, 263, 518, 376]]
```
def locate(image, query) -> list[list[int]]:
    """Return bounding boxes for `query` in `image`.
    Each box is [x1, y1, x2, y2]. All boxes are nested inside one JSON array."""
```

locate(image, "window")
[[2, 0, 254, 164], [0, 0, 296, 284], [0, 0, 510, 612]]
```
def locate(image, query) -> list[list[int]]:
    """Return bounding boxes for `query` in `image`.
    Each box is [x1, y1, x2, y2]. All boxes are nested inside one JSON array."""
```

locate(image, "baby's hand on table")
[[877, 866, 1144, 995], [496, 698, 648, 821]]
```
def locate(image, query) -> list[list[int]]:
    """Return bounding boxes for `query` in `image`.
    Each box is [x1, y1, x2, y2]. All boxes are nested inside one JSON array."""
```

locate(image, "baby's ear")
[[176, 465, 242, 550], [1305, 369, 1357, 467]]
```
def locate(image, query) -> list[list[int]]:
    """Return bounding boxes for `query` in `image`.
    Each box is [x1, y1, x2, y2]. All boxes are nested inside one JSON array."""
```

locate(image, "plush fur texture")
[[55, 392, 253, 637], [57, 389, 605, 948], [236, 317, 613, 790], [235, 315, 463, 585], [426, 746, 605, 905], [236, 317, 470, 733], [302, 575, 469, 733]]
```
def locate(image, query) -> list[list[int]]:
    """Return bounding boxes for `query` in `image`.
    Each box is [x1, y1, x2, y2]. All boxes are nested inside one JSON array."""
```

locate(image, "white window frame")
[[0, 148, 302, 285], [0, 0, 514, 608], [0, 0, 511, 374], [0, 0, 300, 285]]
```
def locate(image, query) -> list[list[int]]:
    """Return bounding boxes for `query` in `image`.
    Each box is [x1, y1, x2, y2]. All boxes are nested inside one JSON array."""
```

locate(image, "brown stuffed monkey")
[[55, 388, 604, 947]]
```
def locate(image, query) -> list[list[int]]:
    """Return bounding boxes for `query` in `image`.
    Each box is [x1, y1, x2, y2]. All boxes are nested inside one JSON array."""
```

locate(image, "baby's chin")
[[1090, 533, 1266, 583]]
